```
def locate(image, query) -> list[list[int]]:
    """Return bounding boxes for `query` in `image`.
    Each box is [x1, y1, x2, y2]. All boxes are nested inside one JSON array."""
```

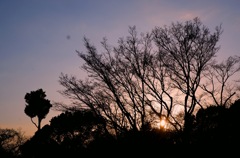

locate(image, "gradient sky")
[[1, 0, 240, 137]]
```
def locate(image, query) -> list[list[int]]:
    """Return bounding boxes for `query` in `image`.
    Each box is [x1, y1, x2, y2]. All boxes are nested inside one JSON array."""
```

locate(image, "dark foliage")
[[16, 99, 240, 157], [24, 89, 52, 131], [20, 109, 111, 158], [0, 128, 26, 158]]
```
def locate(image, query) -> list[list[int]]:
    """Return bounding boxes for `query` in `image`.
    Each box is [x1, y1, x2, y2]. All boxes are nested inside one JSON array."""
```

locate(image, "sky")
[[0, 0, 240, 137]]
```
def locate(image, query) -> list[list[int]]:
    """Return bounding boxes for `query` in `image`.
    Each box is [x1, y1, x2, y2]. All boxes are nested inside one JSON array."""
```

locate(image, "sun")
[[155, 118, 167, 130], [159, 119, 167, 129]]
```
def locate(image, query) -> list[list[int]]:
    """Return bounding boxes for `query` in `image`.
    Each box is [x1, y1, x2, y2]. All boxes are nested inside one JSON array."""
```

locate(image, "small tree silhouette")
[[24, 89, 52, 131]]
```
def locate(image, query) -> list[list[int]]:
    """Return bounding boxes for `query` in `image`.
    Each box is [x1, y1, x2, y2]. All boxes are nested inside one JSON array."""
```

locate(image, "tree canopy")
[[24, 89, 52, 131]]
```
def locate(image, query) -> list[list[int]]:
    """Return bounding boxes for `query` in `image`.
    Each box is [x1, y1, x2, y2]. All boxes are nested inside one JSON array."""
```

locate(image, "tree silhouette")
[[19, 101, 240, 157], [0, 128, 27, 158], [3, 17, 239, 158], [151, 17, 225, 132], [24, 89, 52, 131], [201, 55, 240, 107], [20, 109, 111, 157], [56, 17, 240, 139], [50, 109, 108, 147]]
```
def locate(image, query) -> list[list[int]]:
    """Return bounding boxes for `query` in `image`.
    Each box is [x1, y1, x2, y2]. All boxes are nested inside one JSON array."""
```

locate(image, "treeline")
[[1, 99, 240, 157]]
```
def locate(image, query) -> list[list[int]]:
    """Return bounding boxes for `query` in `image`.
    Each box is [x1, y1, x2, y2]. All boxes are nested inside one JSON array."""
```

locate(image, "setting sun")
[[160, 119, 166, 127], [156, 117, 168, 129]]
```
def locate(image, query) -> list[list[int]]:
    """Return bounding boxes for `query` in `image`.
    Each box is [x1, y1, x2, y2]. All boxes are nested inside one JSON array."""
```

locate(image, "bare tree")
[[58, 29, 158, 134], [152, 17, 223, 130], [57, 17, 239, 135], [201, 55, 240, 107]]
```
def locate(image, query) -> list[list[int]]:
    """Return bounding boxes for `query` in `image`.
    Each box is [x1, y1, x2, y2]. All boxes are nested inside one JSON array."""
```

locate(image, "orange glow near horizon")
[[155, 117, 168, 130]]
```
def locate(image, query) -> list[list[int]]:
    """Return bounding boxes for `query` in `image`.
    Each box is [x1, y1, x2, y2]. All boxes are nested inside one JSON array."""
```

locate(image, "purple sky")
[[1, 0, 240, 136]]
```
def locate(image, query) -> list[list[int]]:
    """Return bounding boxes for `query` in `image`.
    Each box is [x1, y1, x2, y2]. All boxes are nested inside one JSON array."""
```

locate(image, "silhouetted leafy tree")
[[24, 89, 52, 131], [225, 98, 240, 144], [192, 98, 240, 146], [20, 109, 112, 157], [193, 105, 227, 144], [50, 109, 109, 148], [19, 125, 60, 158]]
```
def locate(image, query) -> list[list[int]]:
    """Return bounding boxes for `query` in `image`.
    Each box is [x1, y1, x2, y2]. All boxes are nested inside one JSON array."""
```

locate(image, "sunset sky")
[[1, 0, 240, 137]]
